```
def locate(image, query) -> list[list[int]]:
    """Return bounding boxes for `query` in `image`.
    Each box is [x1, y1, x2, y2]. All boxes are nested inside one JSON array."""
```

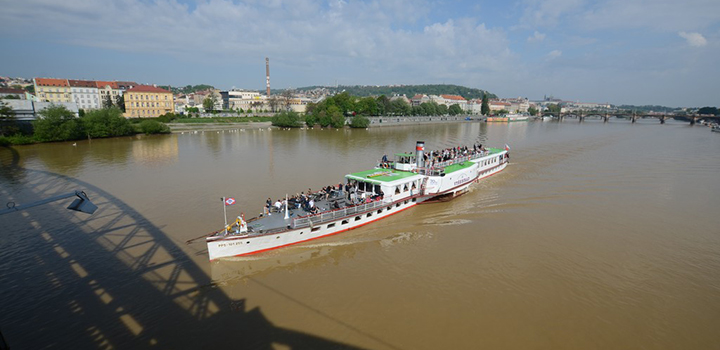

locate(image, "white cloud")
[[678, 31, 708, 47], [547, 50, 562, 59], [527, 31, 546, 43], [0, 0, 517, 88]]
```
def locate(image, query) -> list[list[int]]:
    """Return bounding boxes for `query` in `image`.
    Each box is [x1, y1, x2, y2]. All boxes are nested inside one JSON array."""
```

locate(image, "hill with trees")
[[289, 84, 495, 100], [158, 84, 215, 95]]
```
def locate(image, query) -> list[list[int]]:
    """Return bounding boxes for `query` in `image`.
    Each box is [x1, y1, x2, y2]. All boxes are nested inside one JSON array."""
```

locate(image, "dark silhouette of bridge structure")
[[541, 112, 720, 125]]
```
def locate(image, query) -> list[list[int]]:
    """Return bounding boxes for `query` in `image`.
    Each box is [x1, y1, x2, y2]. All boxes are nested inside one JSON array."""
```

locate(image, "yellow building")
[[34, 78, 72, 103], [124, 85, 174, 118]]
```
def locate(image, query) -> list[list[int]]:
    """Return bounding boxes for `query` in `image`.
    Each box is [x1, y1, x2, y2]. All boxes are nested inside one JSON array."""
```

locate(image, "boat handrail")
[[292, 199, 388, 228]]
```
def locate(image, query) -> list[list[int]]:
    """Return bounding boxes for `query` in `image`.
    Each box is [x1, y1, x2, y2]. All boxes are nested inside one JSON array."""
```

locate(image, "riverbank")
[[167, 121, 272, 133]]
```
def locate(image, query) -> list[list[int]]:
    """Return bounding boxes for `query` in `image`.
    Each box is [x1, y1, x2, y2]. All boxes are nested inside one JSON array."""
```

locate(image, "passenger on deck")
[[274, 199, 282, 212]]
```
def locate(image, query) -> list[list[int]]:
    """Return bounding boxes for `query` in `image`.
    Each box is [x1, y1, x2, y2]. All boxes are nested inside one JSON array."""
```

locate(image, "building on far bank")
[[68, 80, 100, 110], [96, 81, 121, 107], [0, 88, 27, 99], [34, 78, 72, 103], [124, 85, 174, 118]]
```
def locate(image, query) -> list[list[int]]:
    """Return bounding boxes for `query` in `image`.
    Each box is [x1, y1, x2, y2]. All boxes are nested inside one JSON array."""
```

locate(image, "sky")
[[0, 0, 718, 107]]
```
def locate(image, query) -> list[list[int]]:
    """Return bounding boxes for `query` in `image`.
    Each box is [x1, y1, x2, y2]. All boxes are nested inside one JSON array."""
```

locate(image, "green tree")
[[203, 93, 218, 113], [305, 114, 317, 127], [33, 105, 84, 142], [389, 99, 411, 115], [139, 120, 170, 134], [528, 106, 538, 116], [0, 100, 19, 136], [115, 94, 125, 112], [102, 94, 114, 109], [357, 96, 378, 115], [697, 106, 719, 115], [349, 115, 370, 128], [448, 104, 463, 115], [271, 111, 302, 128], [481, 95, 490, 116], [438, 104, 449, 115], [24, 85, 35, 94], [82, 107, 133, 138], [547, 104, 561, 114]]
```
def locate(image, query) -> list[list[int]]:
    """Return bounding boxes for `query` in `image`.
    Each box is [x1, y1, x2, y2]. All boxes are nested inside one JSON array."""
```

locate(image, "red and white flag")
[[224, 197, 236, 206]]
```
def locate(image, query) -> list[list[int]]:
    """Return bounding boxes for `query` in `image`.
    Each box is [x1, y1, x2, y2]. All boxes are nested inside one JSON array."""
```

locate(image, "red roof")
[[96, 81, 119, 89], [126, 85, 171, 94], [0, 88, 25, 94], [441, 94, 466, 101], [411, 94, 425, 100], [35, 78, 69, 87], [68, 80, 97, 88], [116, 81, 138, 89]]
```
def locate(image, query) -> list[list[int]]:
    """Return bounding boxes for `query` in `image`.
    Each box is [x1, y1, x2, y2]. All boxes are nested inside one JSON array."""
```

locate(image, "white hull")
[[207, 150, 508, 260]]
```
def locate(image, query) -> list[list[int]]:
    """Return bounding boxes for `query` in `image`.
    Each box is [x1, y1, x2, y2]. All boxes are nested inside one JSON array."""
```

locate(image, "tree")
[[547, 104, 561, 114], [115, 94, 125, 112], [268, 96, 280, 113], [448, 104, 463, 116], [697, 106, 719, 115], [280, 89, 294, 111], [33, 105, 84, 142], [528, 106, 538, 116], [481, 95, 490, 116], [203, 92, 219, 113], [349, 115, 370, 128], [271, 111, 302, 128], [0, 100, 18, 136], [438, 104, 449, 116], [102, 94, 114, 109], [24, 85, 35, 94], [82, 107, 133, 138]]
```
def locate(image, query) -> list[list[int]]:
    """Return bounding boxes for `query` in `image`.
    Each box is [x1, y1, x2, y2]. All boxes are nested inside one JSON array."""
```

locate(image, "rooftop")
[[126, 85, 172, 94], [35, 78, 68, 87], [346, 168, 420, 184]]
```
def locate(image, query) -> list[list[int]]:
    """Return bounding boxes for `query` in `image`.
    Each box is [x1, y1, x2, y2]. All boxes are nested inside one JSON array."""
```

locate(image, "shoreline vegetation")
[[0, 91, 481, 146]]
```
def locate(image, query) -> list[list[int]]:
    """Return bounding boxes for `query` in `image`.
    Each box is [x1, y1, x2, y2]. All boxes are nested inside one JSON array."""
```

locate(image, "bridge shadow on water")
[[0, 146, 366, 349]]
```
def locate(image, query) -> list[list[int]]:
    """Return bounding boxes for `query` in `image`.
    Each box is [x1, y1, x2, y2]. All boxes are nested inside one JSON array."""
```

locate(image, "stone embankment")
[[167, 122, 272, 133], [361, 115, 483, 127]]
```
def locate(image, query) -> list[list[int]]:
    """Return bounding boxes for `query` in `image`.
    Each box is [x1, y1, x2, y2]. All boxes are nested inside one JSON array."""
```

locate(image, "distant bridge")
[[541, 112, 720, 125]]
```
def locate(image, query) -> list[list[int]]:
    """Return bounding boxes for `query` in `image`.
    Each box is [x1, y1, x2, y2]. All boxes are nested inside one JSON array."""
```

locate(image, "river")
[[1, 119, 719, 349]]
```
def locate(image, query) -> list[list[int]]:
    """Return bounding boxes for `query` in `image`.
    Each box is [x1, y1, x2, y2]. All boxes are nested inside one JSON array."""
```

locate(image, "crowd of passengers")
[[264, 181, 384, 216], [380, 143, 489, 169]]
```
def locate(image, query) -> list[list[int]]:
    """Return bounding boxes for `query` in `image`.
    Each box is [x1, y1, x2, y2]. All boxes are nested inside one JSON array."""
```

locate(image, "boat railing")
[[293, 200, 386, 228]]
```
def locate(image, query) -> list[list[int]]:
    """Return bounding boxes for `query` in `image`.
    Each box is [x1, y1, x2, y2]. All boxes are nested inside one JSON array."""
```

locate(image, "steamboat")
[[206, 141, 509, 260]]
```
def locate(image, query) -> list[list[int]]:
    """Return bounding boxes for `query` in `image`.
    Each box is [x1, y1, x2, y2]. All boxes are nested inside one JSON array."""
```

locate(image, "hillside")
[[287, 84, 496, 100]]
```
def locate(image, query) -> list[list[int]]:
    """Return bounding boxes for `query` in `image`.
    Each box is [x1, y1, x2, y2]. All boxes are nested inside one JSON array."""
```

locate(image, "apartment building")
[[68, 80, 100, 110], [34, 78, 72, 103], [124, 85, 174, 118]]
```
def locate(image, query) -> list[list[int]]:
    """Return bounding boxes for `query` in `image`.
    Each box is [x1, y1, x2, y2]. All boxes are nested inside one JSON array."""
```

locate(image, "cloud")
[[527, 31, 546, 43], [546, 50, 562, 59], [678, 31, 708, 47], [0, 0, 516, 87]]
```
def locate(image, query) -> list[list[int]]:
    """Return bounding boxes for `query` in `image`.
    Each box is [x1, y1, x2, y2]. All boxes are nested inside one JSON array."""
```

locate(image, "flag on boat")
[[224, 197, 236, 206], [505, 144, 510, 151]]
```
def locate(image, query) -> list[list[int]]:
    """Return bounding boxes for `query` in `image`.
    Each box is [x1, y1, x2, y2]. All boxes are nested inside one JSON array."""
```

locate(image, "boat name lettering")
[[454, 176, 470, 186]]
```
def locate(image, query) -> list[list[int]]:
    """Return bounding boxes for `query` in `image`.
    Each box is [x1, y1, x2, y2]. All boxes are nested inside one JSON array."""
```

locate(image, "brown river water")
[[1, 119, 719, 349]]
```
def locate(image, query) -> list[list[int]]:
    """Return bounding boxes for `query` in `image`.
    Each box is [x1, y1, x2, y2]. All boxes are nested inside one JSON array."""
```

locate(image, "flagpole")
[[222, 197, 228, 234], [284, 193, 289, 220]]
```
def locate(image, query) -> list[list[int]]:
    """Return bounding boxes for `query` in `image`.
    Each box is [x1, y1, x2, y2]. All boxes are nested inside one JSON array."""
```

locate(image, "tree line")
[[0, 104, 170, 145], [293, 84, 496, 100]]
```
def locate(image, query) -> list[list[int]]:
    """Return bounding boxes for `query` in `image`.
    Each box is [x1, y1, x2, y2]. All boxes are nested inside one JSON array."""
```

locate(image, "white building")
[[68, 80, 100, 110], [223, 89, 265, 111]]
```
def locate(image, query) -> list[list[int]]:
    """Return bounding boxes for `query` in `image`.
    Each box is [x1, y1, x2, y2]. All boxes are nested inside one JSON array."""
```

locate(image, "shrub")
[[349, 115, 370, 128], [33, 105, 85, 142], [158, 113, 178, 123], [82, 107, 134, 138], [271, 111, 302, 128], [305, 114, 317, 127], [139, 120, 170, 134], [0, 134, 35, 145]]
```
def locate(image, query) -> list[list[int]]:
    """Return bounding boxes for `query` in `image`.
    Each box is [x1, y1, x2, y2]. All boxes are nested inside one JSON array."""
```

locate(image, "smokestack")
[[266, 57, 270, 97], [416, 141, 425, 169]]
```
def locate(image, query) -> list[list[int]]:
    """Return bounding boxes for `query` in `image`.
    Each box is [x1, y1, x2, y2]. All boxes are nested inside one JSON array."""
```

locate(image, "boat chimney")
[[415, 141, 425, 169]]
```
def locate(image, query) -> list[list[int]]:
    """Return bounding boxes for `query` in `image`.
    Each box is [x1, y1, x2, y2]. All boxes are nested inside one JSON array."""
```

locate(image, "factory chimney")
[[265, 57, 270, 97]]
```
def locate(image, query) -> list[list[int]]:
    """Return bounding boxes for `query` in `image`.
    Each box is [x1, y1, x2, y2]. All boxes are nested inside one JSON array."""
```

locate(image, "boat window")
[[355, 216, 361, 221], [311, 226, 321, 232], [366, 213, 372, 218], [396, 203, 401, 208], [327, 223, 335, 228], [403, 184, 408, 192], [394, 186, 400, 195], [412, 198, 416, 202], [377, 209, 382, 214], [411, 182, 417, 190], [342, 220, 348, 225], [246, 241, 250, 244], [386, 206, 391, 211]]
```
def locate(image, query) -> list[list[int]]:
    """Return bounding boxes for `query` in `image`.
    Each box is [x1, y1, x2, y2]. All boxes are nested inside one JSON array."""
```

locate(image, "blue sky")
[[1, 0, 718, 107]]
